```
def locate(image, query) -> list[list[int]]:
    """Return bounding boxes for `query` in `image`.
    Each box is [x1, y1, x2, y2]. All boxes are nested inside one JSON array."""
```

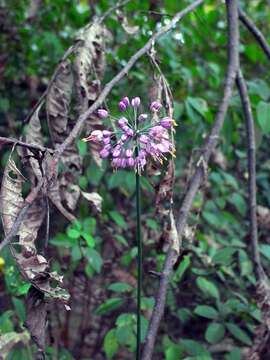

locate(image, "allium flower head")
[[83, 96, 176, 174]]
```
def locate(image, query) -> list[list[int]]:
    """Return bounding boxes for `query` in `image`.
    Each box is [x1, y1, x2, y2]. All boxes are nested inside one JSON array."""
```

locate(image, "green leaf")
[[256, 101, 270, 134], [212, 248, 237, 266], [96, 298, 123, 315], [108, 282, 132, 293], [228, 193, 246, 216], [194, 305, 218, 320], [83, 248, 103, 273], [174, 255, 191, 282], [81, 232, 95, 248], [180, 339, 210, 357], [83, 217, 96, 234], [205, 323, 225, 344], [116, 313, 134, 326], [115, 234, 128, 247], [225, 348, 241, 360], [12, 297, 26, 322], [103, 329, 119, 359], [165, 344, 183, 360], [67, 228, 81, 239], [226, 322, 252, 346], [196, 277, 220, 299], [260, 244, 270, 261], [109, 211, 127, 229], [115, 324, 134, 346]]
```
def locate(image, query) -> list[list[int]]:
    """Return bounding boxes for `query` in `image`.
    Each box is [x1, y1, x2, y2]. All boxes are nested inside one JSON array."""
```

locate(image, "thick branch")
[[54, 0, 204, 159], [239, 8, 270, 60], [236, 70, 266, 281], [0, 136, 54, 154], [142, 1, 239, 358]]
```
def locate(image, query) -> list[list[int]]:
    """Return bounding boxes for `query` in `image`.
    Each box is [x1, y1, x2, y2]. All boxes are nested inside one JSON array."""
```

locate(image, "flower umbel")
[[83, 96, 176, 174]]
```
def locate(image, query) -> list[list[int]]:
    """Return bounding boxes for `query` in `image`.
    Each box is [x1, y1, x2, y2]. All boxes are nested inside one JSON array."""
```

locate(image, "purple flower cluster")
[[83, 97, 176, 173]]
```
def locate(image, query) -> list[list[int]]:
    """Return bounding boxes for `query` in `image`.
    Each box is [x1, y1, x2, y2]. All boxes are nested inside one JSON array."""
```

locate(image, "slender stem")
[[136, 169, 142, 360], [135, 108, 142, 360]]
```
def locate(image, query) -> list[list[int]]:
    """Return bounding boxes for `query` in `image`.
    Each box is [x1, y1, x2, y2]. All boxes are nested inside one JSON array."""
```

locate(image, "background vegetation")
[[0, 0, 270, 359]]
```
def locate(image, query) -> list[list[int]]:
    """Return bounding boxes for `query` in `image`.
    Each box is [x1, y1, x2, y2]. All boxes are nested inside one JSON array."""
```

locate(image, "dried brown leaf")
[[81, 191, 103, 212], [46, 59, 73, 143]]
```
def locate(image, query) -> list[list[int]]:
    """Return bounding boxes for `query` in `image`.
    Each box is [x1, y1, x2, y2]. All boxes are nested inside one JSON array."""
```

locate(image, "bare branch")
[[0, 136, 54, 154], [239, 8, 270, 60], [236, 69, 266, 281], [99, 0, 131, 23], [142, 1, 239, 358], [54, 0, 204, 160]]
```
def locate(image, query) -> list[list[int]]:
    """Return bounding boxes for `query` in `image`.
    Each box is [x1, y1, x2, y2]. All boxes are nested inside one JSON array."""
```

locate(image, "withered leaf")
[[81, 191, 103, 212], [46, 59, 73, 143]]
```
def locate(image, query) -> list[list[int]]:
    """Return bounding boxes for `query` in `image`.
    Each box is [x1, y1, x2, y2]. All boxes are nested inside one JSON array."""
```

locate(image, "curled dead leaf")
[[81, 191, 103, 212]]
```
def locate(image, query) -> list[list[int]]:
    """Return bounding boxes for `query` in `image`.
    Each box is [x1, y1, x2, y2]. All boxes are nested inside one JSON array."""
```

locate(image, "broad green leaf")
[[180, 339, 210, 357], [260, 244, 270, 261], [196, 277, 220, 299], [83, 248, 103, 273], [12, 297, 25, 322], [96, 298, 123, 315], [256, 101, 270, 134], [205, 323, 225, 344], [165, 344, 183, 360], [174, 255, 191, 282], [194, 305, 218, 320], [109, 211, 127, 229], [81, 232, 95, 248], [103, 329, 119, 359], [212, 248, 236, 266], [108, 282, 132, 293], [67, 228, 80, 239], [116, 313, 134, 326], [226, 322, 252, 346]]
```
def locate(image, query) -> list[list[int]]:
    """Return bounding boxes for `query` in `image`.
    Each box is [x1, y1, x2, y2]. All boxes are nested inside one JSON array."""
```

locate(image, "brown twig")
[[239, 8, 270, 60], [236, 69, 266, 281], [141, 1, 239, 358], [54, 0, 204, 160], [0, 136, 54, 154], [98, 0, 131, 23]]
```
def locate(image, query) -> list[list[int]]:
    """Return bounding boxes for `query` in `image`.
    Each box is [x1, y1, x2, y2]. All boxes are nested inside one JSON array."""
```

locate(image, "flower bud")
[[118, 117, 128, 128], [103, 130, 112, 137], [139, 135, 149, 144], [150, 101, 162, 111], [122, 96, 130, 107], [100, 148, 110, 158], [159, 117, 177, 129], [131, 97, 141, 108], [103, 137, 111, 145], [97, 109, 108, 118], [138, 113, 148, 122], [122, 125, 134, 137], [119, 101, 127, 111], [127, 157, 135, 167], [121, 134, 128, 142], [112, 148, 121, 158], [126, 149, 133, 157]]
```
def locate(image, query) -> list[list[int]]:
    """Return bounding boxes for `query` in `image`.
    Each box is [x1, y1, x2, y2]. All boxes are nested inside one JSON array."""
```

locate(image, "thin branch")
[[239, 8, 270, 60], [99, 0, 131, 23], [236, 69, 266, 281], [0, 136, 54, 154], [54, 0, 204, 160], [0, 182, 43, 253], [141, 1, 239, 358]]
